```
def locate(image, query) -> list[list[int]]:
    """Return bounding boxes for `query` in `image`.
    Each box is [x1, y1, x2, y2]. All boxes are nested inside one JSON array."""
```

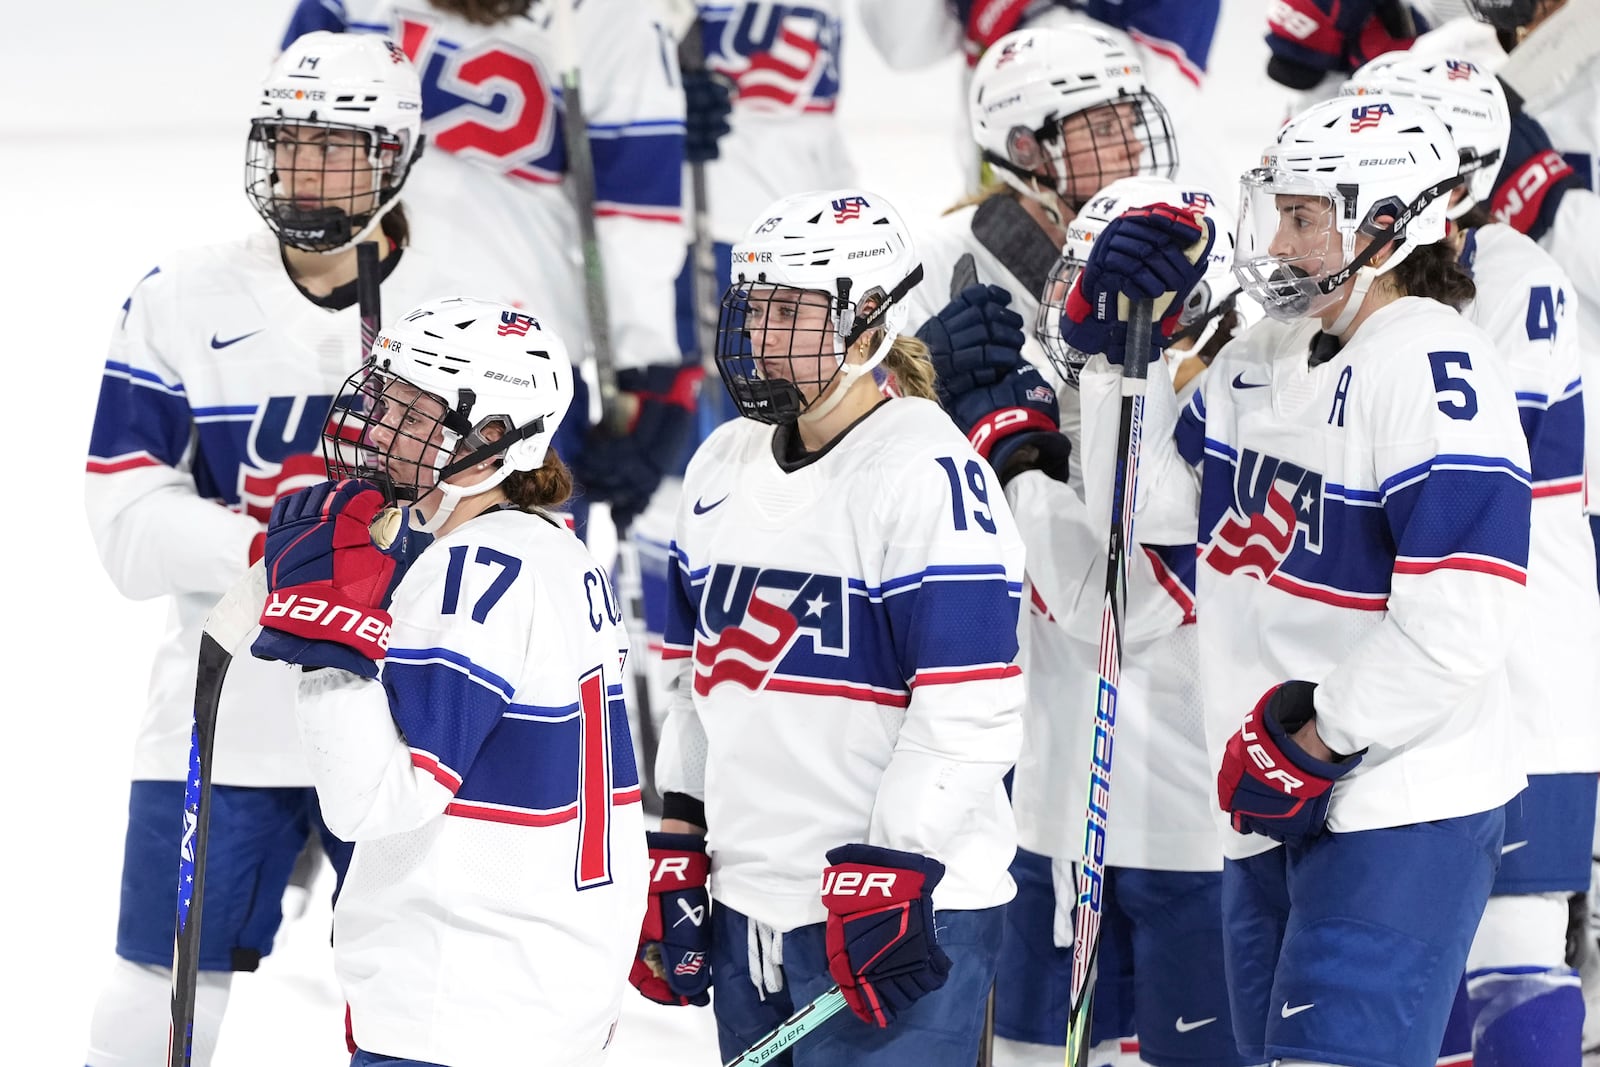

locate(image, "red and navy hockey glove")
[[1265, 0, 1424, 90], [954, 0, 1033, 63], [576, 364, 700, 532], [1217, 681, 1365, 843], [1061, 204, 1214, 366], [821, 844, 951, 1028], [1492, 107, 1584, 243], [630, 832, 713, 1007], [251, 479, 399, 679]]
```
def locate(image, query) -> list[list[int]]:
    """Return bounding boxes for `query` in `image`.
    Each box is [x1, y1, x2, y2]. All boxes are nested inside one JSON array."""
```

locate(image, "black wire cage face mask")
[[324, 362, 474, 505], [715, 282, 861, 425], [245, 119, 407, 252], [1034, 93, 1179, 210]]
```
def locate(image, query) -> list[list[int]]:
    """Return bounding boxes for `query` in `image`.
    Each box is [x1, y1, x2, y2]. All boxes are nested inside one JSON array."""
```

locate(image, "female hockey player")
[[1063, 94, 1533, 1067], [636, 189, 1026, 1065], [279, 0, 695, 533], [249, 296, 647, 1066], [934, 174, 1259, 1067], [1343, 52, 1599, 1067], [82, 33, 501, 1067]]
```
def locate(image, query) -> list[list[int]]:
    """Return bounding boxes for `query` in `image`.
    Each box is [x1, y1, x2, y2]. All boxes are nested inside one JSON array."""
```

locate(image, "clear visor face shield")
[[246, 119, 403, 252], [324, 362, 470, 505], [715, 282, 874, 424], [1232, 172, 1355, 322], [1034, 94, 1180, 208]]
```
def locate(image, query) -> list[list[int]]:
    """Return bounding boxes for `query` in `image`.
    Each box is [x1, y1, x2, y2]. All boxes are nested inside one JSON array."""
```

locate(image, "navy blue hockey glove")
[[1217, 681, 1366, 843], [577, 365, 699, 532], [630, 832, 712, 1007], [822, 844, 951, 1028], [1492, 106, 1584, 243], [920, 283, 1028, 397], [1061, 204, 1214, 366], [1265, 0, 1424, 90], [683, 67, 734, 164], [251, 480, 409, 679]]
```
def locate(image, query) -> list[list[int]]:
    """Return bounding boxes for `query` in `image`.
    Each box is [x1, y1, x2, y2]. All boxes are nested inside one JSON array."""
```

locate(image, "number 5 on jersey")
[[1427, 351, 1478, 421]]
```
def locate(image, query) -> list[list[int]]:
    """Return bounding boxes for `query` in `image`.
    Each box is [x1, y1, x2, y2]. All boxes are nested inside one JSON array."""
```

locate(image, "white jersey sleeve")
[[85, 262, 263, 602]]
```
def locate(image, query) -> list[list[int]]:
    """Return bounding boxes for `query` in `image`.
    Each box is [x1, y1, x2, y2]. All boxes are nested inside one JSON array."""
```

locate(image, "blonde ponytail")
[[881, 334, 938, 402]]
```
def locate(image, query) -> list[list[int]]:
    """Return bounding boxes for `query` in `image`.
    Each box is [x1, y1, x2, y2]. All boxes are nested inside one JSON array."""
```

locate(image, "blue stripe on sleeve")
[[86, 368, 195, 471], [1522, 389, 1586, 487], [382, 658, 509, 787], [883, 576, 1021, 681], [592, 130, 683, 212], [1385, 466, 1532, 571], [1176, 391, 1207, 468]]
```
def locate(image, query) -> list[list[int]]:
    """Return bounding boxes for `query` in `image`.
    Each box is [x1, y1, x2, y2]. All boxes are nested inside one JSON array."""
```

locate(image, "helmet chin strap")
[[412, 465, 514, 534], [1326, 265, 1377, 338], [799, 329, 897, 425]]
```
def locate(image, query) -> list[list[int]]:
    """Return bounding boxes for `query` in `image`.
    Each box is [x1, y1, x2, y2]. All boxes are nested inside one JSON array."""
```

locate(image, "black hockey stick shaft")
[[357, 240, 381, 356], [678, 19, 720, 378], [1065, 299, 1155, 1067]]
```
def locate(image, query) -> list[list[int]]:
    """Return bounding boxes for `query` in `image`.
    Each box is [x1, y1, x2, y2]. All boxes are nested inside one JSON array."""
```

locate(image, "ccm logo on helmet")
[[820, 869, 900, 896], [262, 592, 391, 651]]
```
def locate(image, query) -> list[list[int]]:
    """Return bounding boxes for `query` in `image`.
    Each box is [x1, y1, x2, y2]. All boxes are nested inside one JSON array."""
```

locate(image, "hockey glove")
[[1491, 106, 1583, 243], [630, 832, 713, 1007], [1265, 0, 1424, 90], [1217, 681, 1365, 843], [821, 843, 951, 1028], [957, 0, 1033, 61], [251, 479, 400, 679], [576, 365, 700, 532], [1060, 204, 1214, 366], [683, 67, 734, 164]]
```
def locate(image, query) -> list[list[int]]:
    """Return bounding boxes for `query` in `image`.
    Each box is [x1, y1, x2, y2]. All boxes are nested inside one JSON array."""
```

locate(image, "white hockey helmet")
[[326, 297, 575, 533], [246, 32, 426, 252], [968, 25, 1178, 212], [1343, 53, 1508, 218], [1233, 93, 1462, 326], [1038, 176, 1243, 386], [716, 189, 924, 425]]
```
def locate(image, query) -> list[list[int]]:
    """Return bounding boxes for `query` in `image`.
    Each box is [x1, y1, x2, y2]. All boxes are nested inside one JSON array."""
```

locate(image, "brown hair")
[[380, 202, 410, 247], [502, 446, 574, 510], [1390, 241, 1476, 310], [426, 0, 531, 24]]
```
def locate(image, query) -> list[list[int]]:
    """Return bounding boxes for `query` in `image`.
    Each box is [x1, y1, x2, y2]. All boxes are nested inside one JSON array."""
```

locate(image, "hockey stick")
[[678, 18, 721, 378], [552, 0, 624, 433], [724, 984, 849, 1066], [1063, 299, 1155, 1067], [167, 241, 384, 1067]]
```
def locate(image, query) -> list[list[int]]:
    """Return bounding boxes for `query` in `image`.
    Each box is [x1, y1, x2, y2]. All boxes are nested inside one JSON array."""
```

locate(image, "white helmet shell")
[[1233, 93, 1461, 322], [247, 32, 426, 251], [968, 25, 1178, 208], [1343, 52, 1508, 217], [327, 297, 575, 529]]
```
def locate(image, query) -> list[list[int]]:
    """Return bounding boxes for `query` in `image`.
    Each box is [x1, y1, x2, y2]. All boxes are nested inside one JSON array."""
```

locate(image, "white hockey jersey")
[[1082, 298, 1531, 859], [85, 231, 498, 786], [295, 507, 647, 1067], [281, 0, 687, 376], [657, 399, 1025, 932], [1006, 470, 1219, 873], [696, 0, 855, 245], [1461, 223, 1600, 774]]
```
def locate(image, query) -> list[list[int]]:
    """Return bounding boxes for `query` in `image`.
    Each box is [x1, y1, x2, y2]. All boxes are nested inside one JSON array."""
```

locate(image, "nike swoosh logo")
[[1501, 840, 1529, 855], [1174, 1016, 1217, 1033], [692, 494, 729, 515], [1231, 371, 1269, 390], [210, 330, 262, 349], [1281, 1002, 1315, 1018]]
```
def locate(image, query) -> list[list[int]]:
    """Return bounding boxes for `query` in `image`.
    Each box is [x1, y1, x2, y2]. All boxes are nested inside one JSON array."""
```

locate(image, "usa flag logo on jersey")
[[1181, 190, 1215, 210], [1349, 102, 1394, 132], [707, 4, 841, 115], [1203, 449, 1326, 580], [694, 564, 847, 696], [238, 394, 335, 522]]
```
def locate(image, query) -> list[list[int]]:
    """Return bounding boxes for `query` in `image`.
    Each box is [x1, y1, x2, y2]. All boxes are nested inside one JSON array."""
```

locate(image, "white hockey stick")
[[1065, 299, 1155, 1067]]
